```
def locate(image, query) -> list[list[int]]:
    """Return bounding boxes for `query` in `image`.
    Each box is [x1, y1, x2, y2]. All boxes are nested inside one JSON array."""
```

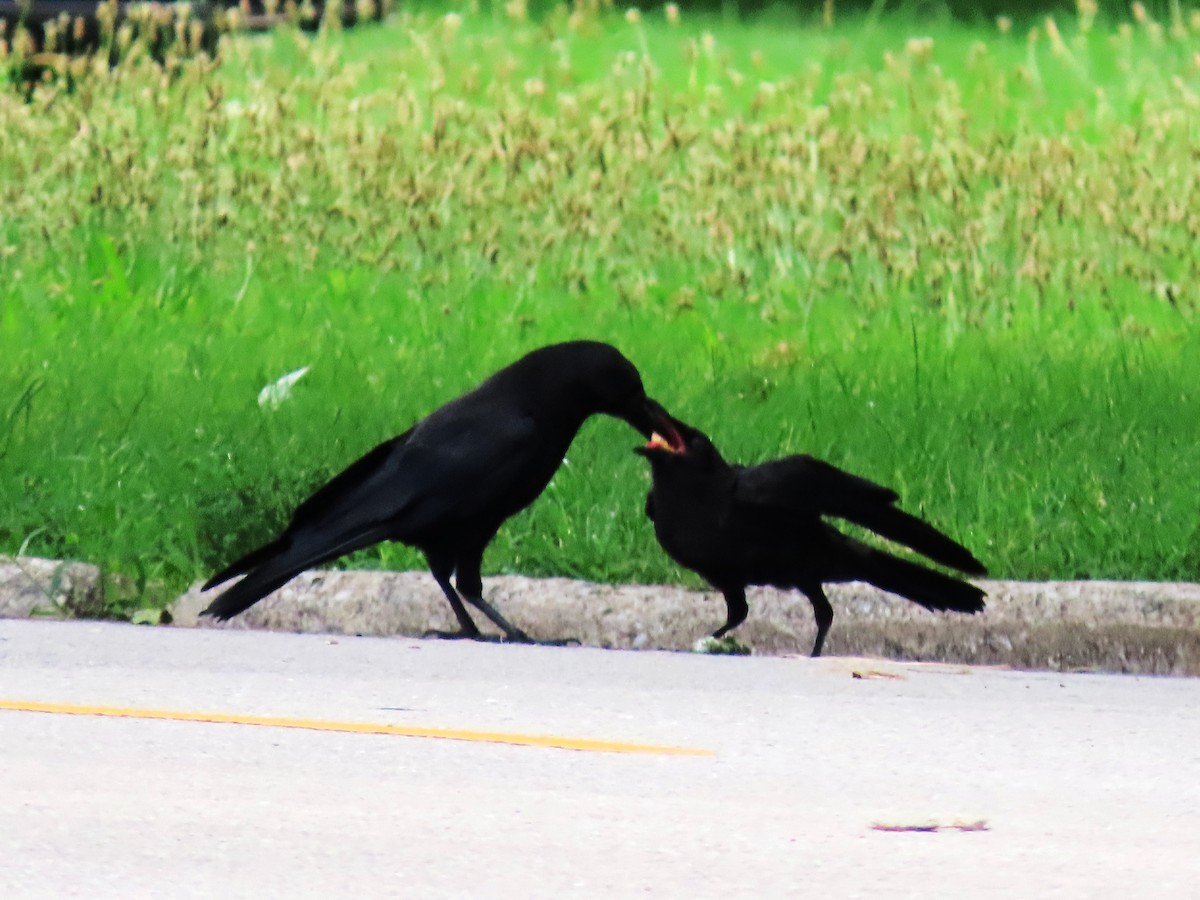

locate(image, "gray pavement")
[[1, 619, 1198, 897]]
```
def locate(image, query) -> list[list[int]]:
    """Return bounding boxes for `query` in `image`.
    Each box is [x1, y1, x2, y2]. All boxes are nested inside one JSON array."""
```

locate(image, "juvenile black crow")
[[636, 417, 987, 656], [202, 341, 672, 642]]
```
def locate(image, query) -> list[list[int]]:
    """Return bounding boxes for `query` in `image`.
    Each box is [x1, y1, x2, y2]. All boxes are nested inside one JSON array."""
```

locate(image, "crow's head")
[[504, 340, 683, 442], [546, 340, 680, 441]]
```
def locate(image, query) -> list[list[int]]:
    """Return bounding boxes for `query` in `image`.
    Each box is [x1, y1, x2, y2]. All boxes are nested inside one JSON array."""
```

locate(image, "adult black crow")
[[635, 416, 987, 656], [202, 340, 673, 642]]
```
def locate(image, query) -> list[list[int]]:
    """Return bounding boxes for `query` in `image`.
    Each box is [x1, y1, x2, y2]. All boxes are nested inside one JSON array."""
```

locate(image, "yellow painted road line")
[[0, 699, 713, 757]]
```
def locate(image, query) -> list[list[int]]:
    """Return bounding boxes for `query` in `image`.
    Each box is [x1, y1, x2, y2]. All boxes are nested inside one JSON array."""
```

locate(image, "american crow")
[[635, 417, 987, 656], [202, 340, 673, 642]]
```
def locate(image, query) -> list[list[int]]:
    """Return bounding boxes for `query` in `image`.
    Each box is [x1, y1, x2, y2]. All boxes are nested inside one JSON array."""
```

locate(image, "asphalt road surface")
[[2, 619, 1198, 898]]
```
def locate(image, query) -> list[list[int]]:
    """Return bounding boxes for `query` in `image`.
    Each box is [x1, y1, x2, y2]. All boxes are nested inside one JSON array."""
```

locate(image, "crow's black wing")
[[202, 428, 415, 592], [734, 455, 899, 512], [376, 404, 555, 536], [734, 454, 986, 576], [289, 426, 416, 532]]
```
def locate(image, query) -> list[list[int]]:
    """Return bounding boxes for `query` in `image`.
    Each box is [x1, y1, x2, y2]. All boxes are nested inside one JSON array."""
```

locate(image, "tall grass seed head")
[[1075, 0, 1097, 31], [905, 36, 934, 65], [556, 92, 579, 117], [1044, 17, 1065, 54], [441, 12, 463, 40]]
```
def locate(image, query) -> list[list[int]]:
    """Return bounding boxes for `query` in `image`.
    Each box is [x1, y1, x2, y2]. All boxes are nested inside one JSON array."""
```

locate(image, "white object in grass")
[[258, 366, 311, 409]]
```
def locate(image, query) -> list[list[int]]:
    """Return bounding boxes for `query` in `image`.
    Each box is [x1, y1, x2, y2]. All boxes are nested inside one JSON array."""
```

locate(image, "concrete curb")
[[170, 570, 1200, 676], [0, 557, 104, 619], [4, 557, 1196, 675]]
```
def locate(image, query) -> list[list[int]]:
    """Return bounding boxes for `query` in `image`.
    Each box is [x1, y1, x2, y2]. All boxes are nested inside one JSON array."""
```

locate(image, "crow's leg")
[[456, 555, 579, 646], [712, 586, 748, 638], [804, 584, 834, 657], [422, 557, 485, 640]]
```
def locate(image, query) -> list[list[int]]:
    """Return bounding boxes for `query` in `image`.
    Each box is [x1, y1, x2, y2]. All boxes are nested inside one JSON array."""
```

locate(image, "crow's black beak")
[[633, 399, 686, 455], [626, 397, 669, 438]]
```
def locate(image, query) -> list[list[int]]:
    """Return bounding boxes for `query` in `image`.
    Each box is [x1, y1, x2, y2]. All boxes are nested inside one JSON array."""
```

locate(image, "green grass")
[[2, 4, 1200, 614]]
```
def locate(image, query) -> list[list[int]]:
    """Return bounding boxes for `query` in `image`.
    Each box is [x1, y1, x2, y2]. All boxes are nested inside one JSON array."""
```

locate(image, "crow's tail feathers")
[[202, 539, 287, 592], [853, 505, 987, 577], [199, 553, 310, 621], [200, 525, 394, 621], [858, 545, 986, 615]]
